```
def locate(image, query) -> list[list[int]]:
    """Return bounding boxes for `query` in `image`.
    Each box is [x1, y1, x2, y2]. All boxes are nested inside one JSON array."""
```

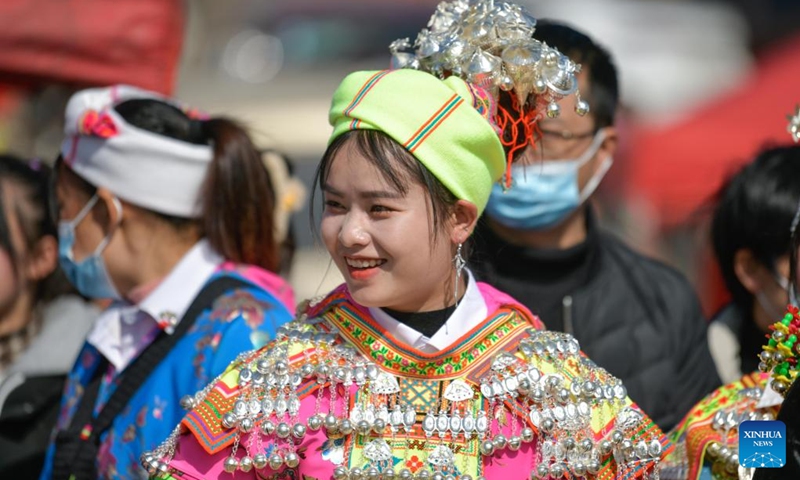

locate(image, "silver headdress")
[[788, 105, 800, 143], [389, 0, 586, 120]]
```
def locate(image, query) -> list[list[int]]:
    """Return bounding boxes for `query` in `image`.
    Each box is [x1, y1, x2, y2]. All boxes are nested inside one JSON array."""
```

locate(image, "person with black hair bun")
[[39, 86, 295, 480], [708, 145, 800, 384], [0, 154, 99, 479]]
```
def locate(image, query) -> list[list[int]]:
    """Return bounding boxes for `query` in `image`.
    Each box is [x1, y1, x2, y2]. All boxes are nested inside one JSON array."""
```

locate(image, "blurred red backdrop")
[[0, 0, 184, 94]]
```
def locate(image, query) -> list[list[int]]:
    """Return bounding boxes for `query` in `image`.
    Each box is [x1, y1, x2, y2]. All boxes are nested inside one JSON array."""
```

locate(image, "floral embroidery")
[[467, 83, 500, 135], [327, 305, 525, 377], [97, 431, 119, 478], [122, 424, 136, 443], [42, 271, 293, 480], [406, 455, 424, 472], [319, 436, 345, 465], [152, 396, 167, 421], [136, 405, 148, 427], [211, 290, 273, 329]]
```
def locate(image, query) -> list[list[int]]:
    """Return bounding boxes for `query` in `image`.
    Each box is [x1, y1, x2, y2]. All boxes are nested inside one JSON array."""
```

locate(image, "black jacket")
[[470, 219, 721, 431], [0, 374, 67, 479]]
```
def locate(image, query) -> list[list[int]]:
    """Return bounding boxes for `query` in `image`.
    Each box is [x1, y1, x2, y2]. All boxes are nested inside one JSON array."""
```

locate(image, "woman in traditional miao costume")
[[141, 68, 667, 480], [658, 109, 800, 480]]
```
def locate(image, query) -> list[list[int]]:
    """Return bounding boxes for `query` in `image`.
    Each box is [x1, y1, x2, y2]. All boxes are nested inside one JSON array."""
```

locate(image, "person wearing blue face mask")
[[40, 86, 296, 480], [484, 126, 612, 231], [57, 194, 123, 300], [469, 20, 720, 431]]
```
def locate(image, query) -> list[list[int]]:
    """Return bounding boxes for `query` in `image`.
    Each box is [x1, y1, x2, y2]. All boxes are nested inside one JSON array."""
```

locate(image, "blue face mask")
[[485, 131, 612, 230], [58, 194, 122, 300]]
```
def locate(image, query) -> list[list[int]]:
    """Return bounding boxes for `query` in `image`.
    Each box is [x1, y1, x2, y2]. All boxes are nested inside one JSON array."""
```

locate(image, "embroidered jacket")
[[145, 283, 668, 480], [659, 372, 778, 480], [40, 268, 294, 480]]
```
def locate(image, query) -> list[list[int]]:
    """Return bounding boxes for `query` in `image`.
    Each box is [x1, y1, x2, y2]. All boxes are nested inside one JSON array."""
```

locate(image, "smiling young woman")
[[142, 69, 667, 480], [319, 131, 473, 314]]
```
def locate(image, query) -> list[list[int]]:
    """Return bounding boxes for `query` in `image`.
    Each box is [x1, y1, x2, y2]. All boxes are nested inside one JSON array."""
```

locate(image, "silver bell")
[[575, 99, 590, 117], [546, 102, 561, 119]]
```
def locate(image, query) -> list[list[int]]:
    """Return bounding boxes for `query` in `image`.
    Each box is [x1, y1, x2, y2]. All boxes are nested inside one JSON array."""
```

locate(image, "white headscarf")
[[61, 85, 213, 218]]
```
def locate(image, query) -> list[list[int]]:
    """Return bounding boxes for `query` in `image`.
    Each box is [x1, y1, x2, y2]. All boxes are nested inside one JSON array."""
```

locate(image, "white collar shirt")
[[369, 270, 487, 353], [86, 239, 223, 372]]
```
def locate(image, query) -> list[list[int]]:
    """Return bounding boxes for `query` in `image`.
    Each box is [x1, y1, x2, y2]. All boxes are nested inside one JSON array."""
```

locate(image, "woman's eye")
[[370, 205, 393, 214], [324, 200, 344, 211]]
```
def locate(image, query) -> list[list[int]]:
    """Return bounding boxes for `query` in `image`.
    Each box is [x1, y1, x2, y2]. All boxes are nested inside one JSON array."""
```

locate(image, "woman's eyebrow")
[[359, 190, 404, 200], [322, 183, 403, 200]]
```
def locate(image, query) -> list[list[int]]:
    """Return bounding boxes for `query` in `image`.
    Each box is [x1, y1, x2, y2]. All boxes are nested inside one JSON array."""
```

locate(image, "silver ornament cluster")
[[142, 306, 664, 479], [141, 349, 257, 477], [481, 330, 661, 479], [658, 386, 775, 480], [704, 389, 775, 477], [389, 0, 587, 118]]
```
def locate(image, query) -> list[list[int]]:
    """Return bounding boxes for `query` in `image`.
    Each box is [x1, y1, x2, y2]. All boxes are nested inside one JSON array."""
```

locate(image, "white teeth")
[[346, 258, 384, 268]]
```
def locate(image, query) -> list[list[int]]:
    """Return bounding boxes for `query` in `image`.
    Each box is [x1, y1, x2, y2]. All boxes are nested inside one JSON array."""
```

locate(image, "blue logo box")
[[739, 420, 786, 468]]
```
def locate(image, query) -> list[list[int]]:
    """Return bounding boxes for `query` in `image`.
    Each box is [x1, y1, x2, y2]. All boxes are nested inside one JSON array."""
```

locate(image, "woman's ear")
[[450, 200, 479, 245], [24, 234, 58, 281], [95, 187, 123, 235], [734, 248, 767, 294]]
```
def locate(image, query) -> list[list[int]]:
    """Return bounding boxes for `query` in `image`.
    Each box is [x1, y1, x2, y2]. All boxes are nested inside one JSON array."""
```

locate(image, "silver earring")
[[453, 243, 465, 308]]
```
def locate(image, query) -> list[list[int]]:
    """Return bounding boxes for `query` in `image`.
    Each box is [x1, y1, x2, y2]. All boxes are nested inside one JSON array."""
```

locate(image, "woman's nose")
[[338, 212, 370, 248]]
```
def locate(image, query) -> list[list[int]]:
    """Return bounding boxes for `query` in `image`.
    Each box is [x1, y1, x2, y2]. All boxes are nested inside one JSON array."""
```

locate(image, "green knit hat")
[[329, 69, 505, 214]]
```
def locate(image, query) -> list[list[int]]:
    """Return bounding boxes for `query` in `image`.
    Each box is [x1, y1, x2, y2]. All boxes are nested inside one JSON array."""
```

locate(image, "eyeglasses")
[[533, 128, 597, 159]]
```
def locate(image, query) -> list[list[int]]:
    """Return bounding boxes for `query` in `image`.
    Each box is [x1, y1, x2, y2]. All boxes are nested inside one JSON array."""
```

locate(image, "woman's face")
[[0, 181, 58, 335], [320, 140, 455, 312], [754, 254, 791, 333], [55, 165, 108, 262]]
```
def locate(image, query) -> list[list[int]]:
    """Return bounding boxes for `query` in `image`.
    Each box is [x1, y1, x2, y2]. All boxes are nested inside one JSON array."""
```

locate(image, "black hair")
[[60, 98, 280, 273], [312, 129, 458, 242], [0, 154, 75, 303], [712, 145, 800, 314], [533, 20, 620, 129]]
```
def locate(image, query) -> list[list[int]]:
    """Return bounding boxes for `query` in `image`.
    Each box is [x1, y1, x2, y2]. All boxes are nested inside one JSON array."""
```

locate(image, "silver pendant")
[[427, 445, 456, 468], [422, 412, 436, 435], [436, 413, 449, 434], [463, 414, 476, 434], [491, 352, 517, 371], [615, 407, 644, 433], [373, 372, 401, 394], [444, 379, 474, 402], [403, 406, 416, 430], [364, 439, 393, 462]]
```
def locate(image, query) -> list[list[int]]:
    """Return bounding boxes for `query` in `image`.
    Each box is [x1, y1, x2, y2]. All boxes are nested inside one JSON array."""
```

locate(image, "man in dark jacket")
[[470, 20, 721, 431]]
